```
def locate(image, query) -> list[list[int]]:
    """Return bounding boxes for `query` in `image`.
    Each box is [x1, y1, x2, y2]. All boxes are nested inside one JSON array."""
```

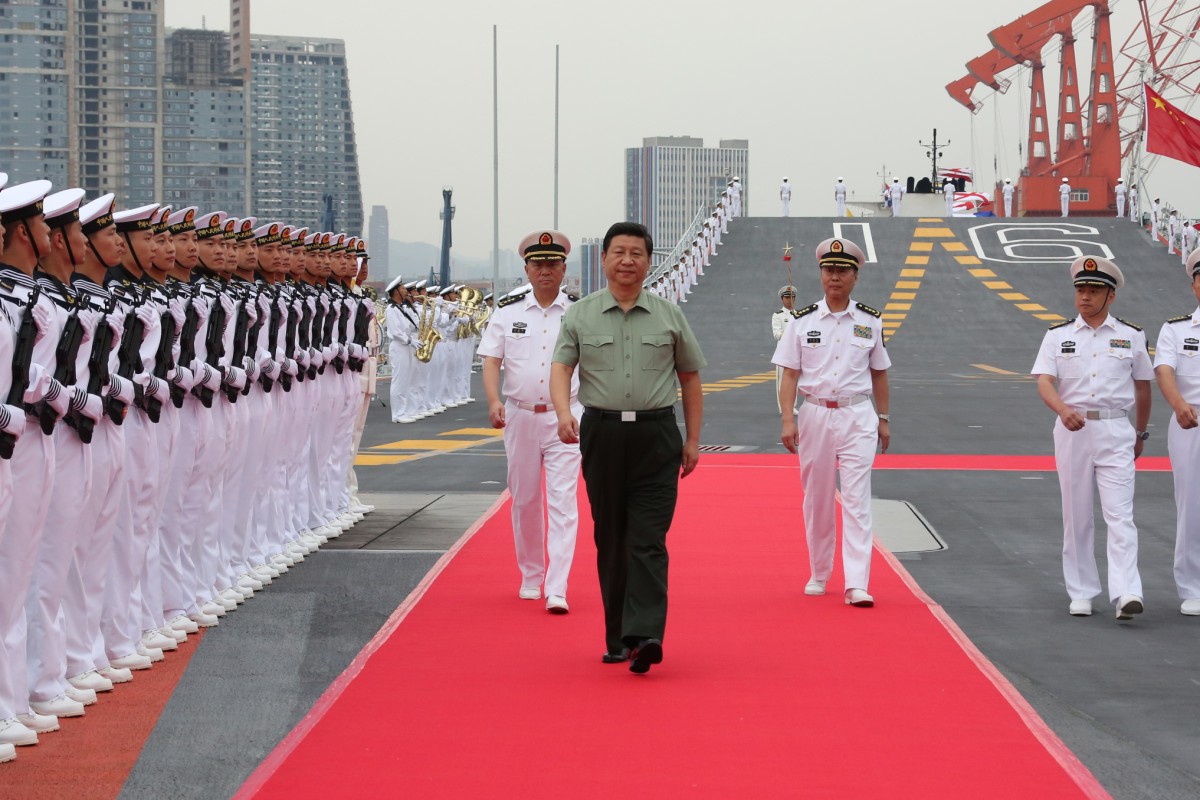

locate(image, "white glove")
[[321, 345, 335, 362], [191, 363, 222, 392], [363, 299, 377, 319], [309, 348, 324, 368], [0, 403, 25, 439], [133, 372, 166, 400], [244, 299, 259, 326], [223, 365, 247, 391], [167, 297, 187, 329], [77, 309, 100, 345], [134, 303, 159, 328], [107, 375, 136, 405], [192, 295, 213, 324], [260, 358, 279, 379], [105, 309, 126, 348], [295, 349, 310, 368], [218, 292, 236, 317], [282, 358, 298, 376], [71, 387, 103, 423], [32, 299, 53, 342], [242, 356, 260, 382], [256, 348, 274, 371], [349, 344, 366, 360], [44, 378, 70, 418]]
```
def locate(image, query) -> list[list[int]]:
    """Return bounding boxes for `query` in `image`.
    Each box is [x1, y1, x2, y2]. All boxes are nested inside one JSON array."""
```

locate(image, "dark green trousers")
[[580, 410, 682, 652]]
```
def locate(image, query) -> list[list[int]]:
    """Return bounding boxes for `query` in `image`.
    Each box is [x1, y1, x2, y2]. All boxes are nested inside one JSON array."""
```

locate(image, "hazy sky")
[[167, 1, 1200, 259]]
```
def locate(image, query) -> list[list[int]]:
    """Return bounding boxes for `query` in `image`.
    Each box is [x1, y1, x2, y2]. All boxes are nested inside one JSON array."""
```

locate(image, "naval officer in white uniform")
[[1059, 177, 1072, 217], [773, 238, 891, 608], [478, 230, 582, 614], [1115, 179, 1127, 219], [780, 178, 792, 217], [1152, 249, 1200, 616], [889, 178, 904, 217], [1032, 256, 1151, 620], [1002, 179, 1015, 217], [834, 178, 847, 217]]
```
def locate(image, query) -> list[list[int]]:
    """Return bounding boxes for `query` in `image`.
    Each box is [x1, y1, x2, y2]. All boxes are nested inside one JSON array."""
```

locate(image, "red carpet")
[[236, 455, 1109, 800], [2, 632, 204, 799]]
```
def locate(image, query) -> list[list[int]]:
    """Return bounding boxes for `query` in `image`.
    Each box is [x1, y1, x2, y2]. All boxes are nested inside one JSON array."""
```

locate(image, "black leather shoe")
[[628, 639, 662, 674], [601, 648, 629, 664]]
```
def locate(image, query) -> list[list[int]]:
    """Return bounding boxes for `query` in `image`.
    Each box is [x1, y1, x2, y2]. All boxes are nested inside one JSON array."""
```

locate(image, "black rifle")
[[173, 297, 200, 409], [329, 291, 346, 375], [310, 290, 328, 378], [194, 288, 225, 408], [69, 294, 115, 444], [261, 287, 283, 393], [40, 307, 83, 435], [1, 286, 40, 459], [224, 291, 250, 403], [299, 288, 317, 380], [242, 285, 264, 396], [144, 305, 175, 423], [111, 292, 144, 425], [350, 297, 370, 372]]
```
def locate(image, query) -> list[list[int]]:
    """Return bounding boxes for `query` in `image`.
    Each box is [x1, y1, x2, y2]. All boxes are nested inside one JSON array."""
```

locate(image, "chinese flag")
[[1145, 84, 1200, 169]]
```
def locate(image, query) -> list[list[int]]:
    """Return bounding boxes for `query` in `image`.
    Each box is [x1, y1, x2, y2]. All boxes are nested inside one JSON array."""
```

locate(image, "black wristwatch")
[[1136, 430, 1150, 441]]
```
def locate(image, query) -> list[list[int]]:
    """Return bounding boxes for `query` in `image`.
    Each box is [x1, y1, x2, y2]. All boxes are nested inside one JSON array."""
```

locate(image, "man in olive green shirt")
[[551, 221, 705, 675]]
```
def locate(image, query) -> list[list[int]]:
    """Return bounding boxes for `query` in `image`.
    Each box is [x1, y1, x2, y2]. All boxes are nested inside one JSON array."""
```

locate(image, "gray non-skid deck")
[[120, 216, 1199, 800]]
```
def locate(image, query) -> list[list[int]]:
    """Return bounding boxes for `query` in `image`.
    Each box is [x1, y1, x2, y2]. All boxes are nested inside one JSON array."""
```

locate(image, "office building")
[[368, 205, 390, 278], [625, 136, 748, 253]]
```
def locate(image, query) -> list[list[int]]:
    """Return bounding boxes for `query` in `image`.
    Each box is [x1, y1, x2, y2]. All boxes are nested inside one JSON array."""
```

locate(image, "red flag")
[[1145, 84, 1200, 169]]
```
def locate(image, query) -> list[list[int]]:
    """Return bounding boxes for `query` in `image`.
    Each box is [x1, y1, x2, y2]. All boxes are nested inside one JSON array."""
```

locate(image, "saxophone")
[[414, 296, 442, 363]]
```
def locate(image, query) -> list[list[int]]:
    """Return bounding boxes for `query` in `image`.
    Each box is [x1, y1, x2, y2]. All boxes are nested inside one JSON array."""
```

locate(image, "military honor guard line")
[[0, 173, 381, 763]]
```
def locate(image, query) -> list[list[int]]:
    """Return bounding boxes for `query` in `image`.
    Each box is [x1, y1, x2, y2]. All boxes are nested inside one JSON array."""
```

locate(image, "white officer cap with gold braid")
[[1070, 256, 1124, 290], [1186, 248, 1200, 279], [814, 237, 866, 270], [518, 230, 571, 262]]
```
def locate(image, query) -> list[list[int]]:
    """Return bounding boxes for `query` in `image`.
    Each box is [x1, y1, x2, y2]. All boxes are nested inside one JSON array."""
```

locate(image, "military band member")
[[479, 231, 582, 613], [1032, 257, 1151, 620], [773, 239, 890, 608]]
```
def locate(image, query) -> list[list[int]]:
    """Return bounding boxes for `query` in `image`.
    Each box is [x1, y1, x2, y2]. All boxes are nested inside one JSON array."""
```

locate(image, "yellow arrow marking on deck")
[[968, 268, 1067, 323], [971, 363, 1020, 375], [355, 427, 504, 467]]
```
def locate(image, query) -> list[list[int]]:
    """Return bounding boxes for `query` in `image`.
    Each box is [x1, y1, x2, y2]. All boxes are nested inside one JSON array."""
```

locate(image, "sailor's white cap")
[[0, 179, 53, 222], [43, 188, 87, 228], [518, 230, 571, 261], [195, 211, 228, 239], [1071, 256, 1123, 290], [1005, 178, 1011, 183], [290, 226, 309, 246], [112, 203, 160, 232], [0, 174, 7, 192], [1062, 177, 1069, 182], [414, 279, 428, 290], [152, 206, 173, 234], [234, 216, 258, 242], [386, 275, 404, 293], [439, 285, 454, 296], [782, 176, 788, 181], [404, 280, 418, 290], [1117, 178, 1124, 182], [167, 207, 198, 234], [253, 221, 284, 244], [893, 177, 899, 182], [304, 232, 320, 247], [80, 194, 117, 234], [1185, 248, 1200, 278], [836, 177, 843, 181]]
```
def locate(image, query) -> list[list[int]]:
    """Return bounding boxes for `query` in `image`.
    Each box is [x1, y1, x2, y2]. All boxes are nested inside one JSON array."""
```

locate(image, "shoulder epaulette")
[[1115, 316, 1142, 332], [1048, 319, 1072, 330], [1167, 314, 1193, 324], [498, 290, 527, 308], [566, 293, 579, 302], [855, 302, 881, 318], [791, 303, 818, 319]]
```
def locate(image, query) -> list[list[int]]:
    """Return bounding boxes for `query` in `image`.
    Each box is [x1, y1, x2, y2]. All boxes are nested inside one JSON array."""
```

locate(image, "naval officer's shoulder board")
[[854, 301, 882, 318], [1166, 314, 1192, 324], [498, 290, 528, 308], [791, 303, 818, 319], [1048, 319, 1072, 330], [566, 293, 579, 303], [1115, 316, 1143, 332]]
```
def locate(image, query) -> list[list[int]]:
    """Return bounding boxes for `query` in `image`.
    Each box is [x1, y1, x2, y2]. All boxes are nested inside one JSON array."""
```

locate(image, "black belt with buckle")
[[583, 406, 674, 422]]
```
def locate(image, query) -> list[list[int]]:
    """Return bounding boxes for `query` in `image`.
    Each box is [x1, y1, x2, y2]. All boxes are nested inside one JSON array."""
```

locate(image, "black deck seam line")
[[354, 493, 446, 548]]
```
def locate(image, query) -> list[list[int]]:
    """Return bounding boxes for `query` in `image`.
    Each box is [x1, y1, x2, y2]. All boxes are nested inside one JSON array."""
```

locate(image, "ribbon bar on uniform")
[[804, 394, 869, 409]]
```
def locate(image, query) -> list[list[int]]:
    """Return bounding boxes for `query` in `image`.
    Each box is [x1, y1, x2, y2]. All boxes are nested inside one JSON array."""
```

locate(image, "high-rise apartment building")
[[625, 137, 748, 253], [249, 33, 363, 235], [368, 205, 390, 278], [0, 1, 71, 187], [162, 28, 248, 213]]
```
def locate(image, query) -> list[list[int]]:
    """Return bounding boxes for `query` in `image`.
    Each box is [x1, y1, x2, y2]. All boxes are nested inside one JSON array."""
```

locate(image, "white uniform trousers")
[[503, 400, 583, 598], [332, 369, 360, 514], [0, 420, 55, 718], [347, 383, 372, 505], [836, 199, 846, 216], [945, 193, 956, 215], [26, 426, 92, 703], [305, 377, 335, 529], [140, 405, 179, 633], [205, 397, 238, 595], [67, 419, 124, 675], [0, 458, 15, 719], [221, 394, 253, 579], [1061, 194, 1070, 217], [233, 388, 269, 572], [290, 378, 318, 534], [1004, 197, 1014, 217], [1117, 195, 1126, 218], [795, 402, 878, 591], [1052, 418, 1143, 603], [388, 340, 412, 420], [1167, 416, 1200, 600], [162, 399, 205, 619]]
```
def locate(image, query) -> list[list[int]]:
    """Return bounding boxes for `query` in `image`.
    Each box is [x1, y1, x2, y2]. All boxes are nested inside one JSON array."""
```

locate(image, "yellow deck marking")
[[882, 313, 907, 320], [441, 428, 504, 438], [955, 255, 983, 265], [368, 439, 485, 451], [971, 363, 1019, 375], [1016, 303, 1048, 311], [892, 292, 916, 300], [983, 281, 1012, 290], [885, 303, 912, 311], [909, 242, 934, 252], [914, 227, 954, 237], [999, 292, 1029, 301], [900, 268, 926, 277], [355, 454, 417, 466], [918, 218, 944, 223], [905, 256, 929, 265], [1036, 313, 1067, 321], [969, 268, 997, 278], [941, 242, 969, 252]]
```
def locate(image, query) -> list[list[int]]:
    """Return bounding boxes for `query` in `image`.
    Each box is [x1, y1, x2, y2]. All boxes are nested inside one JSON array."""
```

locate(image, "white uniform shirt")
[[476, 289, 578, 404], [1031, 314, 1153, 410], [771, 298, 892, 397], [1115, 183, 1127, 199], [780, 183, 792, 200], [1154, 309, 1200, 404], [1003, 184, 1015, 200], [889, 183, 904, 205], [771, 308, 792, 342], [1060, 183, 1072, 199], [834, 183, 847, 203]]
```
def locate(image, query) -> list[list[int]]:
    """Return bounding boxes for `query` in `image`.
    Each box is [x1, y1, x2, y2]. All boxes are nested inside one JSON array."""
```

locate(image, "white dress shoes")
[[98, 665, 135, 683], [0, 717, 38, 746], [546, 596, 569, 614], [162, 627, 187, 644], [845, 589, 875, 607], [16, 711, 58, 733], [0, 742, 15, 763], [109, 652, 152, 671], [64, 686, 97, 706], [168, 614, 200, 635], [142, 630, 178, 651], [29, 694, 85, 718], [518, 587, 542, 600], [804, 578, 827, 596], [1069, 599, 1093, 616], [1115, 595, 1144, 620], [1181, 598, 1200, 616], [189, 611, 220, 628], [68, 670, 114, 693], [201, 601, 228, 617]]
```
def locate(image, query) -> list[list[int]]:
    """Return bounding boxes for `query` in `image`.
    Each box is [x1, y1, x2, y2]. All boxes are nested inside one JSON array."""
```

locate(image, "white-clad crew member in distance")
[[834, 178, 847, 217], [772, 238, 891, 608], [889, 178, 904, 217], [477, 231, 583, 614], [943, 178, 956, 215], [1059, 177, 1071, 218], [1032, 256, 1151, 620], [1152, 249, 1200, 616], [1115, 178, 1127, 219], [1002, 179, 1015, 217], [772, 285, 798, 414], [780, 177, 792, 217], [1128, 184, 1139, 223]]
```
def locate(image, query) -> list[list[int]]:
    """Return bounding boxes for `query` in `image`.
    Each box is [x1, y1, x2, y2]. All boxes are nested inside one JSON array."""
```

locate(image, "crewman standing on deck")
[[1002, 179, 1015, 217], [780, 178, 792, 217], [1060, 177, 1072, 218], [834, 178, 847, 217], [1115, 179, 1127, 219]]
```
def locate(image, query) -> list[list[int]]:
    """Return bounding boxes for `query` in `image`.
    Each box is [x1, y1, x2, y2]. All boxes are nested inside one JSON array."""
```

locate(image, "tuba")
[[414, 296, 442, 363]]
